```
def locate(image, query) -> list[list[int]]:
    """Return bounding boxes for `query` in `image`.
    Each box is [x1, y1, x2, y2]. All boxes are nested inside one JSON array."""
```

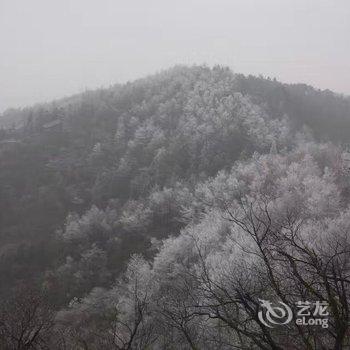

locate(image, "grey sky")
[[1, 0, 349, 112]]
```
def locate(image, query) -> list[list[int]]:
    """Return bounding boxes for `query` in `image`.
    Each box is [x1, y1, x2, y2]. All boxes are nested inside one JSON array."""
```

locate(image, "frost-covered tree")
[[112, 143, 350, 349]]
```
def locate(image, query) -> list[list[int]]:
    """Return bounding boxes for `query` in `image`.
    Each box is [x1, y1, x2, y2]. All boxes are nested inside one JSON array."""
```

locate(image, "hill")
[[1, 65, 350, 292], [1, 65, 350, 348]]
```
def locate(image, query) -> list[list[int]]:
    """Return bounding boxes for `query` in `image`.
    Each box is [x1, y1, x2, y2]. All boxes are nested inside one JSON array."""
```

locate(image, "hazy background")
[[1, 0, 349, 112]]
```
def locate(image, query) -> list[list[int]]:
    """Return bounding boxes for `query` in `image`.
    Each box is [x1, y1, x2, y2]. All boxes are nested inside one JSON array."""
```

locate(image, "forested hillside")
[[1, 65, 350, 349]]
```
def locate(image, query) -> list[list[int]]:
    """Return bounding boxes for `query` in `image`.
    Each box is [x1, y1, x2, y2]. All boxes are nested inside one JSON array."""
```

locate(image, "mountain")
[[1, 65, 350, 349], [0, 64, 349, 293]]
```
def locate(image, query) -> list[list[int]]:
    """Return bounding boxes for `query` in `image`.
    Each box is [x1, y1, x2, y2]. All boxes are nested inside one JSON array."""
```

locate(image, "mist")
[[1, 0, 350, 112], [2, 2, 350, 348]]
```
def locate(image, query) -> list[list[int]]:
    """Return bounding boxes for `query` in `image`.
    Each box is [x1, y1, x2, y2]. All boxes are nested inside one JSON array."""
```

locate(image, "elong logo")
[[258, 299, 293, 328], [258, 299, 329, 329]]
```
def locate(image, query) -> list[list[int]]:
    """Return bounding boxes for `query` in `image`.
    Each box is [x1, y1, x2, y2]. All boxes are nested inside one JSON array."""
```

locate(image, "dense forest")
[[1, 65, 350, 349]]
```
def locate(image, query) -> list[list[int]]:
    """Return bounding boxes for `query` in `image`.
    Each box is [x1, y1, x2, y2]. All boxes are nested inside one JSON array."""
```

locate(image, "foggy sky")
[[1, 0, 350, 112]]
